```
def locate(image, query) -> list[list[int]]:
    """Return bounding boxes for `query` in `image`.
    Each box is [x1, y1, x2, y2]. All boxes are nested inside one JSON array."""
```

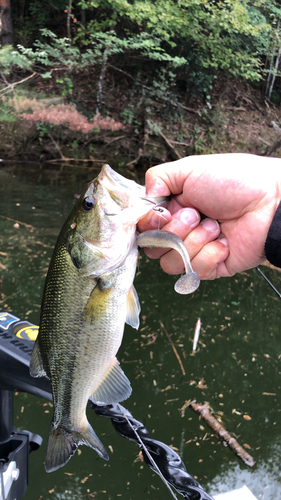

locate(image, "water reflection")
[[0, 163, 281, 499], [208, 448, 281, 499]]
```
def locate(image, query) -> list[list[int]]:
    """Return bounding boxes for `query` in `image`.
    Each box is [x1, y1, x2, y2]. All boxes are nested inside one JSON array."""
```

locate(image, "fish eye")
[[82, 196, 95, 212]]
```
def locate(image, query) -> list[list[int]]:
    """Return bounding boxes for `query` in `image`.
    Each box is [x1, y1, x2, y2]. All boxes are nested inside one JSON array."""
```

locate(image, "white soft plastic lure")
[[193, 318, 202, 352]]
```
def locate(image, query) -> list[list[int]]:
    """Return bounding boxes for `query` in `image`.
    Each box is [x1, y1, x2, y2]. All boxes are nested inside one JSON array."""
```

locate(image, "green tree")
[[75, 0, 275, 95], [2, 0, 281, 102]]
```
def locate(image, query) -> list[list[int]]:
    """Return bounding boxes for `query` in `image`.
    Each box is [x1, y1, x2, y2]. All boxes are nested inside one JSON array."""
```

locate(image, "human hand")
[[138, 154, 281, 279]]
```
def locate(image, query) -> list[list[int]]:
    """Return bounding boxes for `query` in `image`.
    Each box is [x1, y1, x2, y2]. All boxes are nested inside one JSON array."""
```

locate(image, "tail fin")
[[45, 421, 109, 473]]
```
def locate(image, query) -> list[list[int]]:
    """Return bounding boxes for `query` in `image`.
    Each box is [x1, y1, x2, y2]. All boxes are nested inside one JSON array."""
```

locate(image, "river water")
[[0, 163, 281, 500]]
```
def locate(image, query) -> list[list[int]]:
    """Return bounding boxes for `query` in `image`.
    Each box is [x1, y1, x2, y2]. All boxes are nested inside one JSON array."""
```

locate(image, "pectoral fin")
[[126, 285, 140, 329], [90, 357, 132, 404], [30, 338, 47, 378]]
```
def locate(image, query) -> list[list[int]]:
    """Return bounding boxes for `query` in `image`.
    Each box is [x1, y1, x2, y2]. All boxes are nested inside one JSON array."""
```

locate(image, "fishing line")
[[256, 266, 281, 298], [193, 281, 206, 352], [199, 281, 206, 312], [117, 403, 179, 500], [91, 402, 214, 499]]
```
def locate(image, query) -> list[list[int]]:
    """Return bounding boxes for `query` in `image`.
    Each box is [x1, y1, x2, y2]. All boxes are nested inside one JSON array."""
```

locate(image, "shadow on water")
[[0, 163, 281, 499]]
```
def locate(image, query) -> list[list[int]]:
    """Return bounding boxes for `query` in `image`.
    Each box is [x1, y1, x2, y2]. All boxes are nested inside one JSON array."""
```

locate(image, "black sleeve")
[[265, 201, 281, 268]]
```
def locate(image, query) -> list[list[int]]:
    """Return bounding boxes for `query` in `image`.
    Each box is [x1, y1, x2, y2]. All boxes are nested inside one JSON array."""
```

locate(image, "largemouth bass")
[[30, 164, 200, 473]]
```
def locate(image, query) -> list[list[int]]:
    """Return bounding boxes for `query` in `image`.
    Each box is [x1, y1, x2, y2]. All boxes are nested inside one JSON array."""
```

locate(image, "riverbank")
[[1, 80, 281, 167]]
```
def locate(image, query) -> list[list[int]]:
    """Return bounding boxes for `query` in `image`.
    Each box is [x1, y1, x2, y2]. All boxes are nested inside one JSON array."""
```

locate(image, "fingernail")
[[201, 218, 220, 232], [217, 234, 229, 247], [179, 208, 200, 227]]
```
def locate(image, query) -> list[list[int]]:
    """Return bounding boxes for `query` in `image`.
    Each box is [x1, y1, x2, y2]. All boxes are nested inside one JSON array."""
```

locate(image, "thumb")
[[145, 158, 193, 197]]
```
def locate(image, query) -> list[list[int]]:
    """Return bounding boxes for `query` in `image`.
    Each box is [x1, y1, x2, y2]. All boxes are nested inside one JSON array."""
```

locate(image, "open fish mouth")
[[140, 195, 171, 207], [102, 164, 134, 189]]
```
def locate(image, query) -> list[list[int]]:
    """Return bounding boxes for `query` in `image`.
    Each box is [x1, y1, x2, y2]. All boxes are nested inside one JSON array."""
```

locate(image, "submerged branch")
[[189, 402, 255, 467], [0, 214, 34, 229], [159, 320, 186, 376], [47, 133, 66, 160]]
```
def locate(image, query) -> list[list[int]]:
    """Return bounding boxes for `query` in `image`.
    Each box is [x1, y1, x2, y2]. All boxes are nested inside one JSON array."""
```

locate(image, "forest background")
[[1, 0, 281, 166]]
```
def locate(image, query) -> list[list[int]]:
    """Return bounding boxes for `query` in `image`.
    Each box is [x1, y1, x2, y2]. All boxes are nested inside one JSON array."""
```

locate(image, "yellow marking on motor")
[[16, 326, 39, 341]]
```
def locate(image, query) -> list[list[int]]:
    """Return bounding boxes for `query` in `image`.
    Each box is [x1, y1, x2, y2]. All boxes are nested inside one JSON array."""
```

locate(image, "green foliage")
[[56, 77, 74, 96], [3, 0, 281, 104], [1, 28, 185, 75], [36, 122, 54, 137], [0, 45, 32, 74], [0, 97, 17, 123], [17, 30, 82, 70], [77, 0, 273, 83]]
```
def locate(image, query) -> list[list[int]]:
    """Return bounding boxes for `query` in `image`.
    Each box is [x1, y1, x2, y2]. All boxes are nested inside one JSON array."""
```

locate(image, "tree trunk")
[[268, 45, 281, 101], [66, 0, 72, 43], [81, 7, 86, 27], [0, 0, 14, 46]]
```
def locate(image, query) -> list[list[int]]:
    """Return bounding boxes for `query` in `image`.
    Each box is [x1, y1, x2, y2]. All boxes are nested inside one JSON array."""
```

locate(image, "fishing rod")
[[256, 266, 281, 298]]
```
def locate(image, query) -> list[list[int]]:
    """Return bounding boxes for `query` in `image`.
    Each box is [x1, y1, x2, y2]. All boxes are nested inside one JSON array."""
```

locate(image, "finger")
[[137, 197, 187, 233], [190, 239, 230, 280], [137, 207, 172, 232], [142, 208, 201, 259], [159, 218, 221, 274]]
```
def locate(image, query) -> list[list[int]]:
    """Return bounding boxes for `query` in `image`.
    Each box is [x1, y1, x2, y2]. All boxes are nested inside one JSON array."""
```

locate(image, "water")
[[0, 163, 281, 499]]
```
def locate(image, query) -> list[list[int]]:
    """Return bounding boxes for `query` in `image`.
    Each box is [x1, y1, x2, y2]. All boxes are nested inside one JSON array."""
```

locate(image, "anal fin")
[[90, 358, 132, 404]]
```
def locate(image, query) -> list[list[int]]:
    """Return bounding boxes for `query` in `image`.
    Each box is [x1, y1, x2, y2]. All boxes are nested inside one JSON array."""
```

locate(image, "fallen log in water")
[[189, 402, 255, 467]]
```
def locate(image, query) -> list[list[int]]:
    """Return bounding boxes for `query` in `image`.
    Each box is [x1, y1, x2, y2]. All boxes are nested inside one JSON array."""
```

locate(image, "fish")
[[30, 164, 200, 473]]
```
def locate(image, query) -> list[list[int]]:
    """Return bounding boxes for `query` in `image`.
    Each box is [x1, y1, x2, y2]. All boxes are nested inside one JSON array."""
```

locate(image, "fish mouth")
[[100, 164, 145, 202], [102, 164, 131, 190], [140, 195, 171, 208], [140, 195, 171, 216], [101, 164, 171, 212]]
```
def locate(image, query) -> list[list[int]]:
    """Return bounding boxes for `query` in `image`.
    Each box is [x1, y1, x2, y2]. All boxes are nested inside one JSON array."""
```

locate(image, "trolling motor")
[[0, 312, 213, 500], [0, 313, 47, 500]]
